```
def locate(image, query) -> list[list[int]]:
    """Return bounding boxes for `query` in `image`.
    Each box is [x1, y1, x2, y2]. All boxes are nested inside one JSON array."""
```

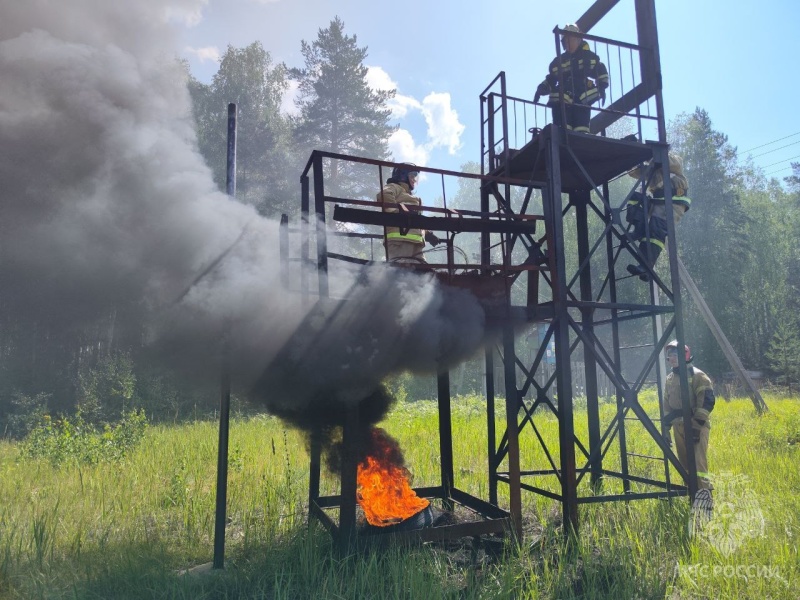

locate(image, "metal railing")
[[480, 28, 663, 175]]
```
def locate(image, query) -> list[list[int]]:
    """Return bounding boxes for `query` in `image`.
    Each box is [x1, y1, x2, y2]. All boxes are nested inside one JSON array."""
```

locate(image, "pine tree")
[[765, 317, 800, 393], [292, 17, 396, 199], [784, 162, 800, 193], [188, 42, 297, 217], [669, 109, 752, 374]]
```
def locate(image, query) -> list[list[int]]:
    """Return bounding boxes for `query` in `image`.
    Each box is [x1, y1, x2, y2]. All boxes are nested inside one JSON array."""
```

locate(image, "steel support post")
[[574, 191, 603, 489], [485, 350, 498, 506], [308, 432, 322, 520], [502, 323, 523, 540], [543, 125, 579, 534], [312, 152, 329, 298], [487, 94, 496, 171], [481, 176, 499, 506], [300, 175, 310, 303], [654, 143, 698, 500], [438, 371, 455, 511], [339, 405, 360, 553]]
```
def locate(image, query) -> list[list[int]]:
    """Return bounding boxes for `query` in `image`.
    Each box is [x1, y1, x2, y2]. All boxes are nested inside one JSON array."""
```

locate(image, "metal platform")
[[492, 126, 652, 192]]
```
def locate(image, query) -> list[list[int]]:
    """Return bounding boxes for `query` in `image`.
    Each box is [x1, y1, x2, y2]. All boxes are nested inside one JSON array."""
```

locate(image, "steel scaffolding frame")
[[276, 0, 703, 548]]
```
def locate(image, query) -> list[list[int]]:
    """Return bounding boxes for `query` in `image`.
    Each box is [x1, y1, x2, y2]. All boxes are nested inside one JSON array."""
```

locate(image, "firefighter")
[[534, 24, 609, 134], [662, 340, 715, 505], [625, 152, 691, 281], [377, 165, 440, 263]]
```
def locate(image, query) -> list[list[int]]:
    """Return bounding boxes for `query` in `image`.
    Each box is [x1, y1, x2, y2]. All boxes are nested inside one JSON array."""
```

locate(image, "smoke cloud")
[[0, 0, 489, 428]]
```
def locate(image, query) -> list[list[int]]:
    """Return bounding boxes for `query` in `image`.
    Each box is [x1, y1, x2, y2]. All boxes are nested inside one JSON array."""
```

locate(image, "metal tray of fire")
[[307, 408, 515, 552], [310, 488, 513, 551]]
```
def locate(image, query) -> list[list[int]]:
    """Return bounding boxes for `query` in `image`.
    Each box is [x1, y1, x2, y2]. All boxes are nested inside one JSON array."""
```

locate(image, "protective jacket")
[[663, 366, 716, 428], [377, 182, 423, 245], [536, 42, 609, 106], [628, 153, 691, 219]]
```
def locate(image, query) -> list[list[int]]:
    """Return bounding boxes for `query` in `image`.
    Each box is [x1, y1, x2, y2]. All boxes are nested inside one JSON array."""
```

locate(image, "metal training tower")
[[275, 0, 709, 548]]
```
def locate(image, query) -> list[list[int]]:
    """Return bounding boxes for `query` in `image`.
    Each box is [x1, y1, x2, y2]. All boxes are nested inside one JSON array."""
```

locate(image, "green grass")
[[0, 395, 797, 599]]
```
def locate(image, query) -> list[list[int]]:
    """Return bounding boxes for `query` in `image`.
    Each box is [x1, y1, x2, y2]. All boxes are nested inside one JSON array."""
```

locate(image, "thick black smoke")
[[0, 0, 489, 433]]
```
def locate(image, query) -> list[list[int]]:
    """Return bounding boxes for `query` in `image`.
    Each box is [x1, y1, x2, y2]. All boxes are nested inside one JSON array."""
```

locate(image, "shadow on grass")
[[10, 524, 513, 600]]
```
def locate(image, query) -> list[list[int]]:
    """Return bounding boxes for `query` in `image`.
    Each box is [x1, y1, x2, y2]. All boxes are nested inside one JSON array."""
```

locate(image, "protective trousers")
[[673, 422, 711, 490], [551, 103, 591, 133], [385, 239, 426, 263], [626, 192, 668, 248], [625, 192, 668, 278]]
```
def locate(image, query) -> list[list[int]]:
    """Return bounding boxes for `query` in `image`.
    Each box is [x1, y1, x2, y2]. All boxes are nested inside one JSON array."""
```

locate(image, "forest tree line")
[[1, 17, 799, 437]]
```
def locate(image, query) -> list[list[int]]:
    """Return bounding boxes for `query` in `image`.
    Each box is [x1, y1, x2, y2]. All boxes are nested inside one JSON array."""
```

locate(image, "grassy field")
[[0, 394, 797, 599]]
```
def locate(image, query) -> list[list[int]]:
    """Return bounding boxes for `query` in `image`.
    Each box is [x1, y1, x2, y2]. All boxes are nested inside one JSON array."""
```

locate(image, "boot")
[[626, 241, 662, 281]]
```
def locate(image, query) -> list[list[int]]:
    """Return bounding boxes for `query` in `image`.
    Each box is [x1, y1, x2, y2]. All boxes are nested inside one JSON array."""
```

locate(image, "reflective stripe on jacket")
[[539, 42, 609, 107], [377, 182, 424, 244], [663, 366, 714, 426], [629, 155, 689, 197]]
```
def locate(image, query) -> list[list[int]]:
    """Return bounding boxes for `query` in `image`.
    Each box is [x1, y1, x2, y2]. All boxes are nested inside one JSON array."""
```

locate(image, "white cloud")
[[165, 2, 207, 28], [281, 79, 300, 116], [249, 0, 281, 3], [420, 92, 464, 155], [389, 94, 422, 120], [183, 45, 220, 64], [389, 129, 429, 166], [370, 66, 465, 161], [366, 66, 395, 91], [366, 66, 419, 119]]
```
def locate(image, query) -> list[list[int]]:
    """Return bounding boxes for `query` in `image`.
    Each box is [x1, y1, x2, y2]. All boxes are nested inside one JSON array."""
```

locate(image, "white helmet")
[[561, 24, 582, 47]]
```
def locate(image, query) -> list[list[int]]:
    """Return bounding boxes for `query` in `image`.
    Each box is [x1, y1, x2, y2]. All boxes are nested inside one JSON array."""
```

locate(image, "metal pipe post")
[[213, 103, 237, 569], [437, 370, 455, 510]]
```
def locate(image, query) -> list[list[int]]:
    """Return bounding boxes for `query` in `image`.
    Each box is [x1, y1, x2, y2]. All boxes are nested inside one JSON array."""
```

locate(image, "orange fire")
[[356, 428, 429, 527]]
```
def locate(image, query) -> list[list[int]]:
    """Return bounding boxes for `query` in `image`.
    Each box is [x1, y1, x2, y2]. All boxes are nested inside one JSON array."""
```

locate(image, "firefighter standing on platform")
[[534, 24, 609, 134], [377, 165, 439, 263], [625, 152, 691, 280], [662, 340, 715, 506]]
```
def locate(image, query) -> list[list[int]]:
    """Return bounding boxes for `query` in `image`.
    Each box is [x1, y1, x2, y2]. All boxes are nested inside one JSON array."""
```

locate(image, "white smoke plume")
[[0, 0, 488, 417]]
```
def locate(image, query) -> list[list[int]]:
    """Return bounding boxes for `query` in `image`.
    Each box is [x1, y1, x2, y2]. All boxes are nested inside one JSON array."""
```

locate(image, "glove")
[[691, 419, 704, 443], [694, 408, 710, 423], [424, 231, 440, 247], [691, 408, 710, 443], [599, 87, 606, 106], [534, 83, 548, 105]]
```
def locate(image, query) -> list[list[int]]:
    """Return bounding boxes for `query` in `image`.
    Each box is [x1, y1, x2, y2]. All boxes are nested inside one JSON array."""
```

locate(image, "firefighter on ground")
[[625, 151, 691, 281], [662, 340, 715, 502], [534, 24, 609, 134], [377, 165, 440, 263]]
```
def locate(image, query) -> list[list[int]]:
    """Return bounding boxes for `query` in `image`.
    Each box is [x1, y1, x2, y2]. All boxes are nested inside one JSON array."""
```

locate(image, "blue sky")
[[178, 0, 800, 183]]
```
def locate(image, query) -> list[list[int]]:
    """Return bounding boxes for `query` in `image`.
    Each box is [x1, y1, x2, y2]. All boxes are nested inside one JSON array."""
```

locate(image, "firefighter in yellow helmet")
[[626, 152, 691, 281], [377, 165, 440, 263], [662, 341, 715, 501], [534, 24, 609, 134]]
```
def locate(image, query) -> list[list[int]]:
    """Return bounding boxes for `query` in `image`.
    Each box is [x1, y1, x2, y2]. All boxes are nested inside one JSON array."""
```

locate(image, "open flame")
[[356, 428, 429, 527]]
